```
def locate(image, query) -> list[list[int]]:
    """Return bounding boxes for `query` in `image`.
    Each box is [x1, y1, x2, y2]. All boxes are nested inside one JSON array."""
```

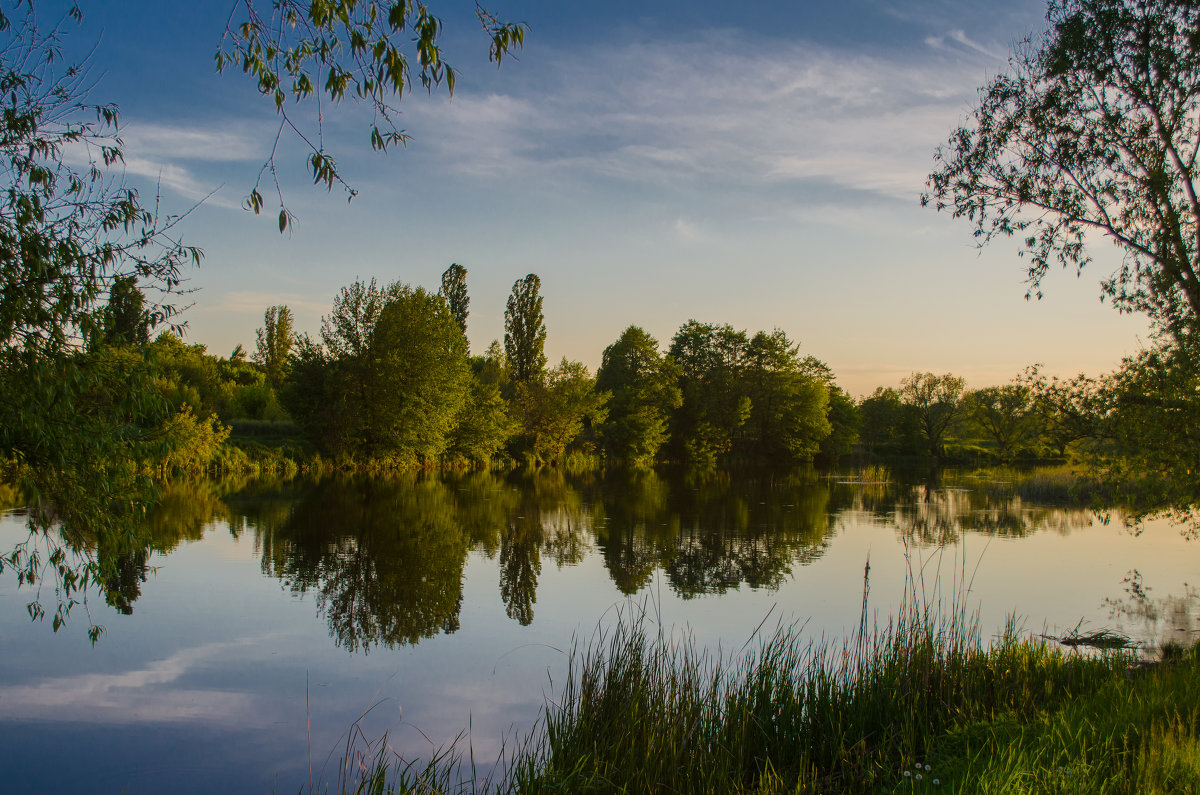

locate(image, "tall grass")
[[304, 577, 1200, 794]]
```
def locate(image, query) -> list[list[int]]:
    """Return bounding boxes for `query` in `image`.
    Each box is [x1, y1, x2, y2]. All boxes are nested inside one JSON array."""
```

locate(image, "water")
[[0, 467, 1196, 793]]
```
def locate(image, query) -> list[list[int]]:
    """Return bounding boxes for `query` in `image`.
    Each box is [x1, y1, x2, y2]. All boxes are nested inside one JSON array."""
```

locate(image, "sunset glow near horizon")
[[77, 0, 1149, 397]]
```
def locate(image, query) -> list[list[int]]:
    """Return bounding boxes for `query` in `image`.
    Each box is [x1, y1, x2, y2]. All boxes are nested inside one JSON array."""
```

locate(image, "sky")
[[52, 0, 1150, 396]]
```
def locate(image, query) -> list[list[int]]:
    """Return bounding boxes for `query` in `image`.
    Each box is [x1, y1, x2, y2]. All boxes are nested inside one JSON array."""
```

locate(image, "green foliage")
[[669, 320, 752, 466], [97, 276, 153, 348], [595, 326, 682, 467], [369, 600, 1168, 794], [1087, 334, 1200, 517], [0, 4, 210, 637], [285, 279, 471, 463], [370, 286, 470, 463], [513, 358, 608, 464], [217, 1, 526, 224], [964, 383, 1036, 461], [504, 273, 547, 386], [859, 387, 918, 455], [818, 385, 860, 464], [1020, 364, 1102, 458], [741, 329, 832, 463], [899, 372, 967, 458], [925, 0, 1200, 338], [146, 333, 287, 422], [253, 304, 295, 389], [438, 262, 469, 338]]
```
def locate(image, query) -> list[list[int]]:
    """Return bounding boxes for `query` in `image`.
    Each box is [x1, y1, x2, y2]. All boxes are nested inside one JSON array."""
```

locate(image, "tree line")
[[100, 263, 1173, 474]]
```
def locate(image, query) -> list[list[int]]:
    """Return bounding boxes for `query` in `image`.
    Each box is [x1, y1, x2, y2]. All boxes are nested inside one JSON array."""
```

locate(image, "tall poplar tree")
[[504, 274, 547, 385], [254, 305, 295, 389], [439, 263, 469, 337]]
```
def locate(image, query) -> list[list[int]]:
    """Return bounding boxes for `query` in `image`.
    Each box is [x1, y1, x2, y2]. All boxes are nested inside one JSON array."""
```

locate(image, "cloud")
[[926, 29, 1005, 60], [0, 637, 276, 724], [122, 123, 264, 162], [216, 290, 331, 316], [404, 32, 1008, 203], [115, 122, 269, 208], [673, 217, 711, 244]]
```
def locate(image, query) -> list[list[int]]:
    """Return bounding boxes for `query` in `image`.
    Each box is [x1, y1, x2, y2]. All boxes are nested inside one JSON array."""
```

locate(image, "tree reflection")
[[257, 473, 469, 651], [591, 467, 833, 598], [7, 463, 1112, 644]]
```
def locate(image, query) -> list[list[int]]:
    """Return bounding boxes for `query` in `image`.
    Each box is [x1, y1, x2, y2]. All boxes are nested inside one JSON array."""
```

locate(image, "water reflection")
[[40, 467, 1113, 650]]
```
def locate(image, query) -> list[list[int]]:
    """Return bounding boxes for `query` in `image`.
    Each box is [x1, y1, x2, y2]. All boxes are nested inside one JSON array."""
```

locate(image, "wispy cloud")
[[116, 122, 268, 208], [217, 290, 331, 316], [406, 32, 1007, 203], [0, 637, 275, 724], [925, 29, 1004, 60]]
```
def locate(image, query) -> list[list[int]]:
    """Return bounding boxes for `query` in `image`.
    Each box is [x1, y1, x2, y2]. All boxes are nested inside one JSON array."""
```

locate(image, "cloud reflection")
[[0, 637, 276, 724]]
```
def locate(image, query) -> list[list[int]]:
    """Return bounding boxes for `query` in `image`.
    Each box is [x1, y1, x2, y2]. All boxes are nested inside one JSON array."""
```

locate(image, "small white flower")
[[916, 773, 923, 781], [925, 764, 932, 771], [903, 770, 912, 777], [933, 780, 940, 786]]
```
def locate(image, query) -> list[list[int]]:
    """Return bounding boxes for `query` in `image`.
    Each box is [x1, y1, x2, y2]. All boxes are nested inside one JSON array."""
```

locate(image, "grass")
[[305, 590, 1200, 794]]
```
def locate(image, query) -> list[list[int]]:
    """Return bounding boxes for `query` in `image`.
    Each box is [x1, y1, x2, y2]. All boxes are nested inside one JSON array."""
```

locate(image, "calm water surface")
[[0, 467, 1196, 794]]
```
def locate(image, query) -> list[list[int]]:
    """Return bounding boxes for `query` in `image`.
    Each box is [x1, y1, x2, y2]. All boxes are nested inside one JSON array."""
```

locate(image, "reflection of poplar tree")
[[500, 520, 541, 626]]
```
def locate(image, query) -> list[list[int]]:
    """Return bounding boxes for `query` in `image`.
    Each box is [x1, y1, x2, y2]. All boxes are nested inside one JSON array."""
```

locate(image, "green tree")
[[858, 387, 921, 455], [439, 263, 469, 338], [1019, 365, 1101, 457], [740, 329, 832, 463], [0, 6, 208, 637], [668, 321, 751, 466], [515, 359, 608, 464], [286, 280, 469, 462], [818, 385, 860, 464], [449, 344, 516, 464], [99, 276, 152, 348], [504, 273, 547, 386], [925, 0, 1200, 339], [253, 305, 295, 389], [369, 286, 470, 463], [965, 383, 1035, 461], [898, 372, 967, 458], [314, 279, 403, 454], [595, 326, 682, 466]]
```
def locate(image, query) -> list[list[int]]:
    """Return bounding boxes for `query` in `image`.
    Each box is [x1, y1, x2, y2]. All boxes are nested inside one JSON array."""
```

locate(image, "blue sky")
[[65, 0, 1148, 395]]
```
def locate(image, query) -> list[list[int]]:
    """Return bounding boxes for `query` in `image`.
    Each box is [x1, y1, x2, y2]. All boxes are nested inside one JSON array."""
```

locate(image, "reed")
[[306, 574, 1200, 794]]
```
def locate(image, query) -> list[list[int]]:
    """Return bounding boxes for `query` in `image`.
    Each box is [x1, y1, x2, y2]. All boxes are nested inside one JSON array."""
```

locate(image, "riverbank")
[[352, 604, 1199, 794]]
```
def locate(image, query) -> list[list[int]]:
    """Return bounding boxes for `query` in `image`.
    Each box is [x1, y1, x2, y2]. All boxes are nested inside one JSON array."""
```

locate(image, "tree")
[[439, 263, 469, 338], [965, 384, 1035, 461], [253, 305, 295, 389], [741, 329, 831, 463], [925, 0, 1200, 338], [595, 326, 682, 466], [858, 387, 922, 455], [286, 280, 469, 461], [1019, 364, 1102, 457], [967, 386, 1025, 457], [898, 372, 966, 458], [818, 385, 860, 464], [0, 5, 207, 639], [98, 276, 153, 348], [219, 1, 526, 230], [504, 273, 547, 385], [668, 321, 751, 466], [515, 359, 608, 464], [369, 286, 470, 463]]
